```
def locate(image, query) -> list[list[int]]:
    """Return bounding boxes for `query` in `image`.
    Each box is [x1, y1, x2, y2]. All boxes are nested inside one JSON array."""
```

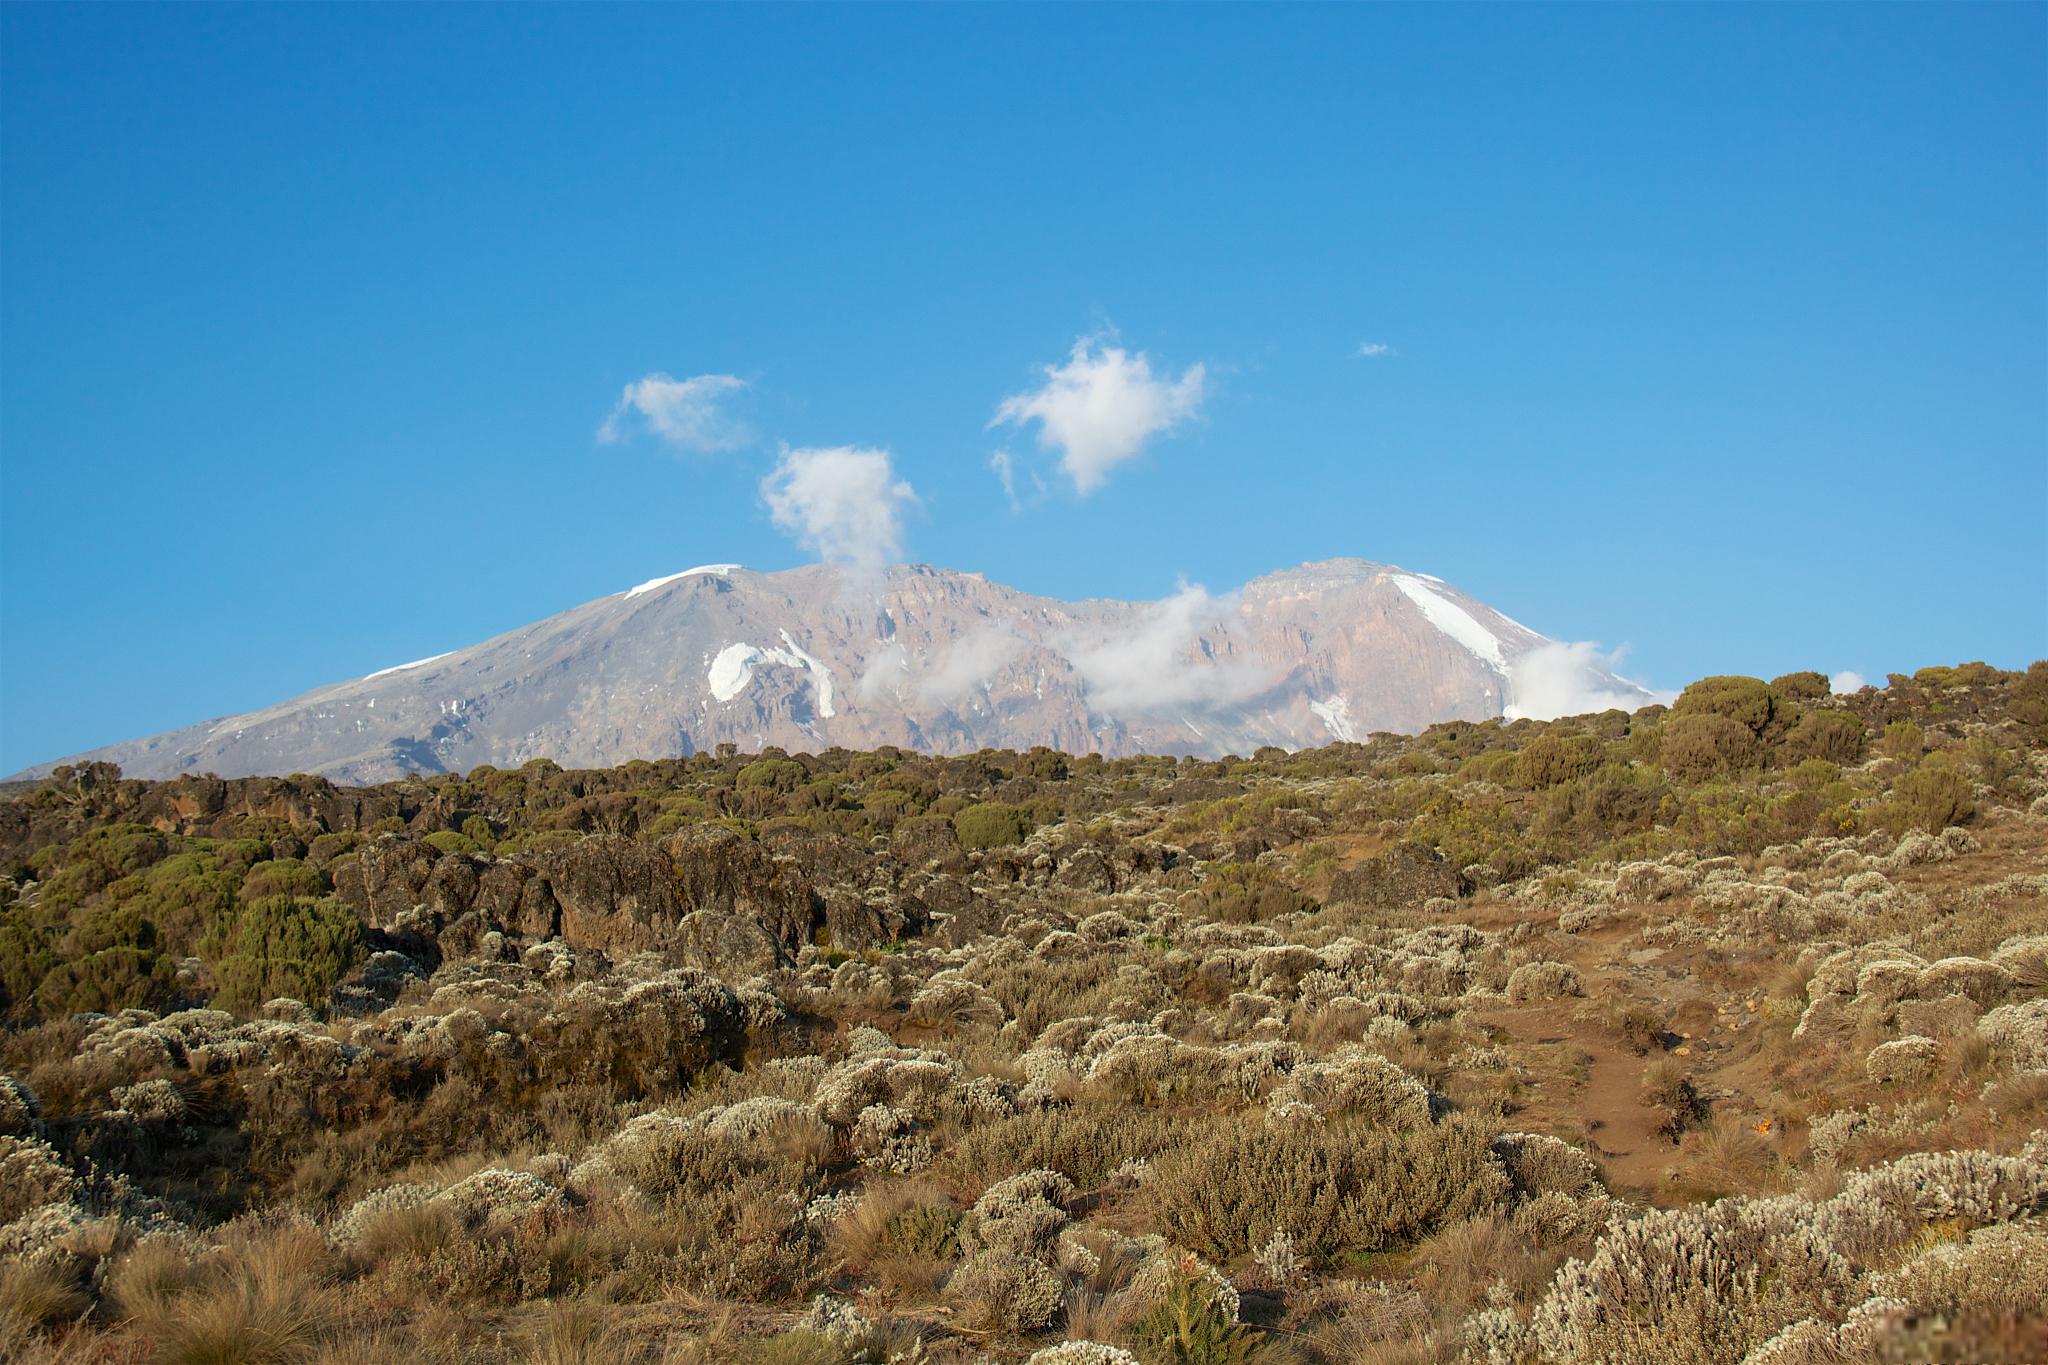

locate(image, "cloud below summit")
[[992, 336, 1206, 495], [1064, 583, 1271, 715], [1504, 641, 1671, 721]]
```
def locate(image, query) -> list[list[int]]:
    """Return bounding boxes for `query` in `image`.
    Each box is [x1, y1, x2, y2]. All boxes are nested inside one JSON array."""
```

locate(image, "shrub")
[[1881, 721, 1925, 761], [205, 895, 365, 1013], [240, 858, 326, 902], [1657, 714, 1759, 782], [1507, 961, 1585, 1002], [1529, 1200, 1853, 1365], [1769, 672, 1831, 702], [1890, 757, 1975, 833], [954, 802, 1032, 850], [1201, 863, 1316, 924], [1515, 735, 1605, 790], [31, 945, 176, 1018], [945, 1249, 1063, 1332], [1127, 1266, 1262, 1364], [1783, 710, 1865, 765], [946, 1108, 1186, 1192], [1142, 1115, 1506, 1263], [1670, 676, 1789, 738]]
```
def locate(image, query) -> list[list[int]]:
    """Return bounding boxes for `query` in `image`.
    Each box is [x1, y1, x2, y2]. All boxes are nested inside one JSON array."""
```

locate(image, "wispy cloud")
[[1063, 582, 1271, 714], [761, 445, 918, 576], [1503, 641, 1669, 721], [1830, 670, 1868, 695], [989, 450, 1018, 509], [860, 625, 1026, 707], [1355, 342, 1395, 358], [598, 372, 751, 452], [991, 335, 1206, 496]]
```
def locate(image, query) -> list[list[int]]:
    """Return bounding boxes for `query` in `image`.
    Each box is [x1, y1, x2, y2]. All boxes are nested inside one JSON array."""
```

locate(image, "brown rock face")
[[330, 825, 834, 975], [15, 559, 1658, 782], [1328, 841, 1471, 909]]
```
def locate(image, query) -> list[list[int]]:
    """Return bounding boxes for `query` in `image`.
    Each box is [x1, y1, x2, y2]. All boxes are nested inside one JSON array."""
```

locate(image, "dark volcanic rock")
[[1328, 840, 1470, 909]]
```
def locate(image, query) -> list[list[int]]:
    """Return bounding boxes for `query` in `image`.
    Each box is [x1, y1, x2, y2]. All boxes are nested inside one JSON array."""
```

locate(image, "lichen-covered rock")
[[1329, 841, 1469, 910]]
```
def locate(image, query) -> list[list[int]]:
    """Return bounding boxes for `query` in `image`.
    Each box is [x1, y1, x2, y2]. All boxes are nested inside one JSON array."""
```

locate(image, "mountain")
[[13, 558, 1658, 781]]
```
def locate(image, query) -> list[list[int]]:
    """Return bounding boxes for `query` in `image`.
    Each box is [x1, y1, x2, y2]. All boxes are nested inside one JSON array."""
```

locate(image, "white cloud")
[[1830, 670, 1868, 695], [862, 626, 1027, 707], [855, 642, 909, 704], [919, 626, 1025, 704], [1064, 583, 1271, 714], [761, 445, 919, 576], [1356, 342, 1394, 358], [598, 372, 751, 452], [1504, 641, 1671, 721], [989, 450, 1019, 509], [991, 336, 1206, 495]]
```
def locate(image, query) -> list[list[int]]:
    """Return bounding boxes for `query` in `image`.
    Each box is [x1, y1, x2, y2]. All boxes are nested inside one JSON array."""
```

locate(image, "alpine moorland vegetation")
[[0, 661, 2044, 1362]]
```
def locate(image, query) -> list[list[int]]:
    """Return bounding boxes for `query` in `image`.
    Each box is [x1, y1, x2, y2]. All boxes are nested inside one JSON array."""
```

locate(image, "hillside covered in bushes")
[[0, 661, 2043, 1363]]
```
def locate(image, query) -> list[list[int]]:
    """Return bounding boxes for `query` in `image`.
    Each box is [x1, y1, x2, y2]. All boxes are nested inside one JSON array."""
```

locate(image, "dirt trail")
[[1471, 996, 1674, 1193]]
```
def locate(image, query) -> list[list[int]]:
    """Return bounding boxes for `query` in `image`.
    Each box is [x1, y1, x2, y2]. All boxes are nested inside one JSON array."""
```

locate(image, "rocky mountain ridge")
[[15, 558, 1657, 781]]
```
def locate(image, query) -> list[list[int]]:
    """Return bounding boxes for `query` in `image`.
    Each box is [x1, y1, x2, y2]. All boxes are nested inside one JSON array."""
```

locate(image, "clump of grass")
[[827, 1180, 961, 1297], [0, 1258, 90, 1341], [124, 1221, 340, 1365]]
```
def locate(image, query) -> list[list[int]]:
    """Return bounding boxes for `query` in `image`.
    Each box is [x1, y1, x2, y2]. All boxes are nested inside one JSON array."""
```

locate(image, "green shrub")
[[1881, 721, 1925, 761], [421, 830, 484, 855], [0, 915, 58, 1016], [240, 858, 326, 902], [1890, 756, 1976, 833], [1782, 710, 1865, 765], [204, 895, 365, 1013], [1669, 676, 1790, 738], [1656, 713, 1759, 782], [1129, 1268, 1263, 1364], [1537, 763, 1668, 843], [953, 802, 1031, 850], [33, 946, 176, 1017], [1787, 758, 1841, 791], [1769, 671, 1831, 701], [1514, 734, 1605, 789], [129, 854, 241, 954], [736, 759, 808, 793], [1202, 864, 1316, 923]]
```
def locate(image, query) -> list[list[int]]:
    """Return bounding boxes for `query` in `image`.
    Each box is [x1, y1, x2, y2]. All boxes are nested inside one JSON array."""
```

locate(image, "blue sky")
[[2, 4, 2044, 773]]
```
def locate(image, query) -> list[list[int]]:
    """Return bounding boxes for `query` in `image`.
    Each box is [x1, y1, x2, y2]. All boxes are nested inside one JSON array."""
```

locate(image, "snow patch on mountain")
[[707, 634, 837, 718], [364, 652, 452, 681], [1392, 575, 1504, 668], [776, 630, 836, 718], [623, 565, 739, 599], [1308, 695, 1358, 743]]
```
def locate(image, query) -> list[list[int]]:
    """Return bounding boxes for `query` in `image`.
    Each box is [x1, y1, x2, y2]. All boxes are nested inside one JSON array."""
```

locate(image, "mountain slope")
[[15, 559, 1657, 780]]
